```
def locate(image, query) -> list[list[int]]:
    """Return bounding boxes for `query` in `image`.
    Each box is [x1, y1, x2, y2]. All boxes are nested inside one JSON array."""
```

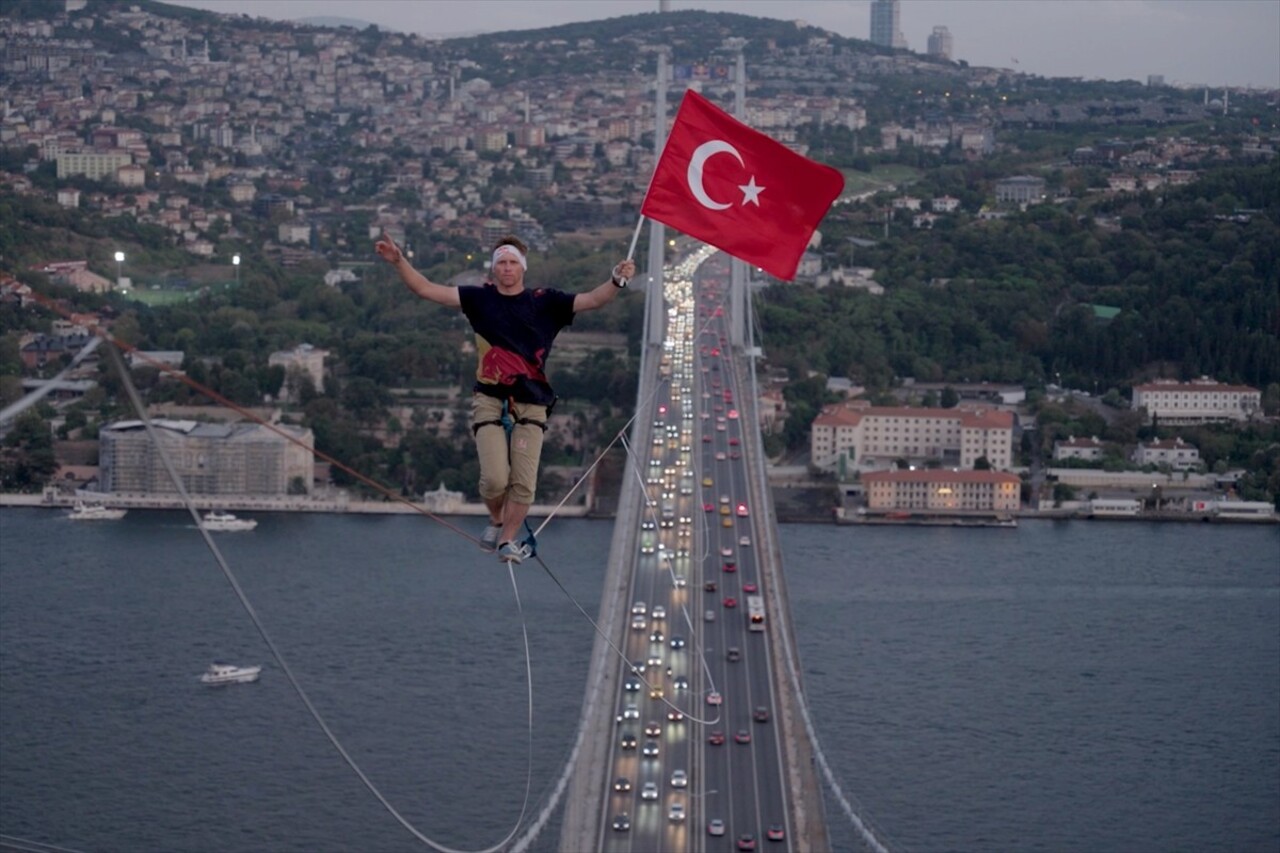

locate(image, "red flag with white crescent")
[[640, 89, 844, 281]]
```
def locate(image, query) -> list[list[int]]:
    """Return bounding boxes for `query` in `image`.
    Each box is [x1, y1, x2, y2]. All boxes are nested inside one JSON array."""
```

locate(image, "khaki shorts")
[[471, 394, 547, 505]]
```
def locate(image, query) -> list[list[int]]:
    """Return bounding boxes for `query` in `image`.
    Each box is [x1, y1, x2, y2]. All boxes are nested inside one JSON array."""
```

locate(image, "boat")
[[200, 511, 257, 532], [67, 501, 127, 521], [198, 662, 262, 685]]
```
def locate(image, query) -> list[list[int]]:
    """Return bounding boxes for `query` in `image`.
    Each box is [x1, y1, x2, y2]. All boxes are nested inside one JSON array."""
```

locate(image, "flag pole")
[[625, 214, 646, 261]]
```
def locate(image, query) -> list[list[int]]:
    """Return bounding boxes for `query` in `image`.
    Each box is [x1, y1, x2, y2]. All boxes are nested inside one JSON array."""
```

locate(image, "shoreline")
[[2, 492, 1274, 525]]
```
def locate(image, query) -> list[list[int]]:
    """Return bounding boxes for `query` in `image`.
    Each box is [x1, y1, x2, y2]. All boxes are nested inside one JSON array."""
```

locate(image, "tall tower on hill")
[[870, 0, 907, 49]]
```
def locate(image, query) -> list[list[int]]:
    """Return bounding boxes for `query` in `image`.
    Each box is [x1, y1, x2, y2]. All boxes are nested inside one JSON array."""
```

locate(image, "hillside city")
[[1, 0, 1277, 522]]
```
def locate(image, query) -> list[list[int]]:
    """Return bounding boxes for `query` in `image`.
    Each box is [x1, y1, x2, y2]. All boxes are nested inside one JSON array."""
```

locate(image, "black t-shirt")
[[458, 283, 577, 406]]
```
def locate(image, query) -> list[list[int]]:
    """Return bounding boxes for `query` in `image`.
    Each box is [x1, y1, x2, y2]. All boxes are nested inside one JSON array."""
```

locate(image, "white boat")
[[68, 501, 127, 521], [200, 511, 257, 532], [199, 662, 262, 685]]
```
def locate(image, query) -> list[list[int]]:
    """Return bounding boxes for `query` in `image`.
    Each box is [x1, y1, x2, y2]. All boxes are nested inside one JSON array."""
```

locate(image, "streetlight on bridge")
[[113, 251, 125, 288], [232, 253, 240, 286]]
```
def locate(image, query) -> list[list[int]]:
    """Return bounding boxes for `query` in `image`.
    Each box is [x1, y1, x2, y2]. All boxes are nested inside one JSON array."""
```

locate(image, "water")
[[1, 510, 1277, 853]]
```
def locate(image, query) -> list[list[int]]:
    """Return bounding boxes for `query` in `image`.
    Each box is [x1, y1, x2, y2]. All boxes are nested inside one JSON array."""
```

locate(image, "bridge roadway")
[[560, 254, 829, 851]]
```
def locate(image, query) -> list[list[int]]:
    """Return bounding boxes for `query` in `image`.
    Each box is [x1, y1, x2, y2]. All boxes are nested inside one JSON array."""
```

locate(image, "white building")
[[811, 402, 1014, 472], [1054, 435, 1105, 462], [1132, 378, 1260, 424], [269, 343, 328, 400], [1133, 437, 1201, 470]]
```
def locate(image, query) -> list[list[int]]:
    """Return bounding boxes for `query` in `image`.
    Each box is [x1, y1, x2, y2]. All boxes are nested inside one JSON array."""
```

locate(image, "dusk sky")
[[165, 0, 1279, 90]]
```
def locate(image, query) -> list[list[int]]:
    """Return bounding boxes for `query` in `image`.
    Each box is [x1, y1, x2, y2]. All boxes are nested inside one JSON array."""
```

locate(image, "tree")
[[940, 386, 960, 408]]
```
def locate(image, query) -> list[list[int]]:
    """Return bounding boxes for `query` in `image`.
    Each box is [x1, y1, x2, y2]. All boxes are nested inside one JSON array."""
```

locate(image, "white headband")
[[492, 245, 527, 270]]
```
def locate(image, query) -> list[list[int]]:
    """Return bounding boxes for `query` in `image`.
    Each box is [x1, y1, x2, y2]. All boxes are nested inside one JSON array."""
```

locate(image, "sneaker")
[[497, 540, 532, 564], [480, 524, 501, 549]]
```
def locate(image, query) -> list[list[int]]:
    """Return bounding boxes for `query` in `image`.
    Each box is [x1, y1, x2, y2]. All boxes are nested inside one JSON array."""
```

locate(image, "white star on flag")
[[739, 176, 765, 206]]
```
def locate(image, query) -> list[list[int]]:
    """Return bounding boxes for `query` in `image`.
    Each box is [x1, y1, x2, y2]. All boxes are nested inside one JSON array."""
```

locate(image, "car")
[[702, 476, 713, 487], [723, 561, 737, 573], [631, 614, 647, 630], [620, 733, 637, 749], [624, 678, 641, 692], [723, 596, 738, 608], [704, 580, 718, 592], [667, 708, 685, 721], [720, 546, 733, 557], [720, 505, 731, 516], [730, 450, 741, 460], [719, 494, 730, 505], [736, 502, 749, 516], [669, 801, 686, 822], [643, 740, 660, 757], [632, 601, 647, 615], [743, 581, 758, 593], [613, 777, 632, 792], [722, 517, 733, 528], [642, 519, 656, 530], [715, 451, 727, 460], [629, 659, 646, 675], [652, 605, 667, 619], [671, 769, 688, 788], [617, 703, 640, 722], [754, 706, 770, 723], [708, 730, 726, 745], [644, 721, 662, 737], [702, 435, 711, 442], [611, 813, 631, 832], [737, 833, 757, 850], [767, 824, 786, 842], [740, 535, 752, 547], [728, 437, 740, 446], [728, 409, 739, 419], [703, 502, 715, 512], [726, 647, 742, 662], [649, 630, 665, 644], [673, 675, 690, 691], [735, 729, 752, 744], [708, 818, 726, 837], [670, 635, 686, 649], [673, 574, 687, 588], [647, 655, 663, 670], [704, 609, 716, 622], [649, 685, 664, 700], [641, 781, 659, 800], [707, 691, 723, 705]]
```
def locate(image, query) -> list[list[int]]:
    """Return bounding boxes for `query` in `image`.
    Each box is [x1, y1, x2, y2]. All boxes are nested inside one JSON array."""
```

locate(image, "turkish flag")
[[640, 89, 844, 281]]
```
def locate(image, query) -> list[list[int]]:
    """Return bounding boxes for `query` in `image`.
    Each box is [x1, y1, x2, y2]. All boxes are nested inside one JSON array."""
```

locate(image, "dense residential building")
[[1131, 379, 1261, 424], [1133, 437, 1201, 470], [810, 402, 1015, 472], [54, 151, 132, 180], [869, 0, 907, 49], [1053, 435, 1105, 462], [863, 469, 1021, 513], [98, 419, 314, 496]]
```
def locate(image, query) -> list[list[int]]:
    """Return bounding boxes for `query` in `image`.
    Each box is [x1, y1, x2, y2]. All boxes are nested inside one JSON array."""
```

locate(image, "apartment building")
[[1132, 378, 1261, 424], [1133, 437, 1201, 470], [1053, 435, 1105, 462], [863, 469, 1021, 512], [99, 419, 314, 496], [810, 402, 1014, 472]]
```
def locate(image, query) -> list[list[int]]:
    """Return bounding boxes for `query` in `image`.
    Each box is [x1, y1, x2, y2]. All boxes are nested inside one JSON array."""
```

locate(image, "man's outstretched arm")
[[376, 233, 461, 308], [574, 258, 637, 313]]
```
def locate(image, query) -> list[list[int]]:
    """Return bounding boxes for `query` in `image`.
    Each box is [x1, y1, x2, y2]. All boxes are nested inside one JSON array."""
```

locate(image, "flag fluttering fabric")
[[640, 89, 845, 281]]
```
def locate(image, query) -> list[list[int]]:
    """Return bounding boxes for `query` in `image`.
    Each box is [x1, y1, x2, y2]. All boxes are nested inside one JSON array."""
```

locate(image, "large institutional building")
[[99, 419, 314, 496], [863, 469, 1021, 513], [1131, 379, 1261, 424], [810, 402, 1015, 472]]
